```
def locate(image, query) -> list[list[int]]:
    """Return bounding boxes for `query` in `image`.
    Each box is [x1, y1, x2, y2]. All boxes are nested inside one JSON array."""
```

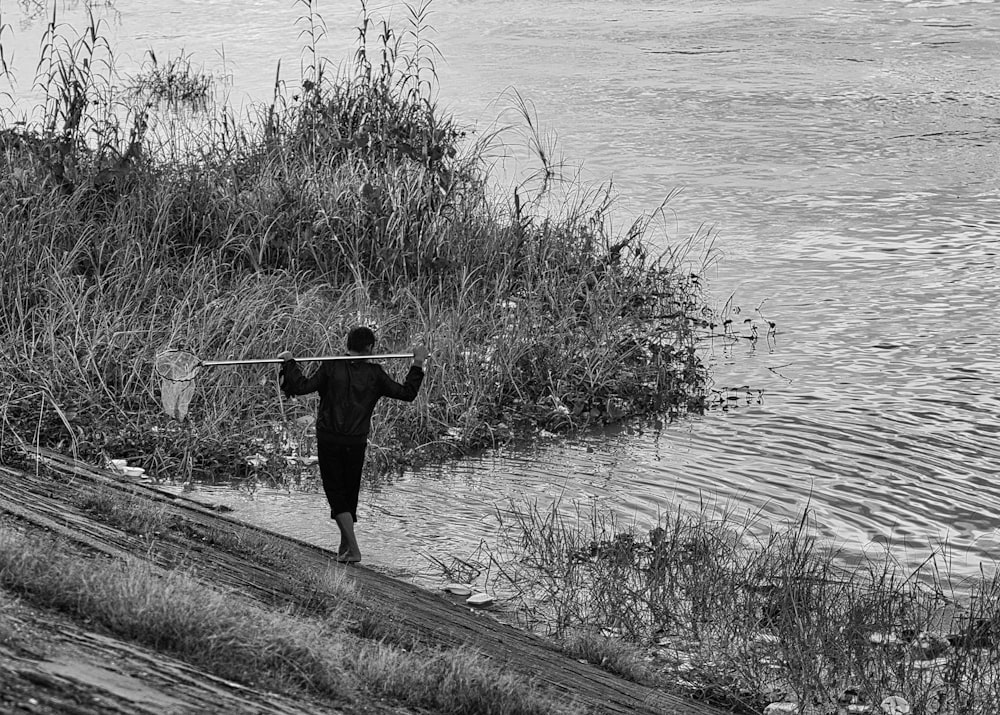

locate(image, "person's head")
[[346, 326, 376, 354]]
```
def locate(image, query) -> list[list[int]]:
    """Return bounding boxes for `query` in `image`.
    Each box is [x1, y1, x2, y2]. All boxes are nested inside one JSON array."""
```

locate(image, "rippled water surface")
[[7, 0, 999, 584]]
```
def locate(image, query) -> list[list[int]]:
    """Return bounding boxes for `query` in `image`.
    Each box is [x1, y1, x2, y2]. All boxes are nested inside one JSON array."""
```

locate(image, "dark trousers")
[[317, 441, 367, 522]]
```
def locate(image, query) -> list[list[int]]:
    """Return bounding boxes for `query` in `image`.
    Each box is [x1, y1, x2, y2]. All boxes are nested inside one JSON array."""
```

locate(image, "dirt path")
[[0, 446, 727, 715]]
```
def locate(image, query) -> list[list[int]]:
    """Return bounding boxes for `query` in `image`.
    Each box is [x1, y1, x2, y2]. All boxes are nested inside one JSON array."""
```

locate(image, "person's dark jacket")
[[280, 359, 424, 445]]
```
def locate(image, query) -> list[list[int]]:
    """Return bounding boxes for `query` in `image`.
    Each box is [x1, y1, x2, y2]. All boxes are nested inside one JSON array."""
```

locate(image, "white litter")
[[443, 583, 472, 596], [880, 696, 910, 714], [466, 593, 494, 607], [868, 632, 903, 645]]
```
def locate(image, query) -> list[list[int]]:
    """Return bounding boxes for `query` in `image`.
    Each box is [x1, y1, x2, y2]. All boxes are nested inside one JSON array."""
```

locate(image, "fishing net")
[[153, 349, 415, 420], [154, 349, 201, 420]]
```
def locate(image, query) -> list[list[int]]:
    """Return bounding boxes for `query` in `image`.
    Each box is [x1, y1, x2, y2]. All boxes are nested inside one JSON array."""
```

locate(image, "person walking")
[[278, 327, 428, 563]]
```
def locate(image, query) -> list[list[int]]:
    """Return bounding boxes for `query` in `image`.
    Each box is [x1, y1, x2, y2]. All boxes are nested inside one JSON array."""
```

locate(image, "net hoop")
[[155, 349, 202, 420]]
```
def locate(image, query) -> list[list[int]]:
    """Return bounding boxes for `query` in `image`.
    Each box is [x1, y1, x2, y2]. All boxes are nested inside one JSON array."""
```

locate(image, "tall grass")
[[488, 499, 1000, 713], [0, 2, 712, 483]]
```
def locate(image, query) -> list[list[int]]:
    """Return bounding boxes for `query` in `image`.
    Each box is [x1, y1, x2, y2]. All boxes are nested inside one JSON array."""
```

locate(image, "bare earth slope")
[[0, 447, 726, 715]]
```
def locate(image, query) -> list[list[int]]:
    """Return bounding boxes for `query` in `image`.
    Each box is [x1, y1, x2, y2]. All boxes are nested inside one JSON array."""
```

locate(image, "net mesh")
[[155, 350, 201, 420]]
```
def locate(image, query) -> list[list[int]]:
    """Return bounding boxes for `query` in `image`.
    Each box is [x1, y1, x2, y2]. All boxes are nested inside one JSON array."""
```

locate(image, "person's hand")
[[278, 350, 293, 361], [412, 345, 430, 367]]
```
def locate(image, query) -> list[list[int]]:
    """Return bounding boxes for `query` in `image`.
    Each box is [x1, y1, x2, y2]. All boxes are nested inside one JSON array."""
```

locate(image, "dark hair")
[[346, 326, 376, 352]]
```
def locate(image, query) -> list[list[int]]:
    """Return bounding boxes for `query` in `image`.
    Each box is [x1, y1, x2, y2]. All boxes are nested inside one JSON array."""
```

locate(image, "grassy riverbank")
[[1, 451, 729, 715], [5, 451, 1000, 715], [0, 528, 576, 714], [0, 3, 713, 484]]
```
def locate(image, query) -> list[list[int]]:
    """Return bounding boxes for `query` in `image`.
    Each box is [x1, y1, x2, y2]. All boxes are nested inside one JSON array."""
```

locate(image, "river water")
[[5, 0, 1000, 586]]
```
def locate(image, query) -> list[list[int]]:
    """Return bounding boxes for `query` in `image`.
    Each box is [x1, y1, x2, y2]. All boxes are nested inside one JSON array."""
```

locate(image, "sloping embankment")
[[0, 446, 726, 715]]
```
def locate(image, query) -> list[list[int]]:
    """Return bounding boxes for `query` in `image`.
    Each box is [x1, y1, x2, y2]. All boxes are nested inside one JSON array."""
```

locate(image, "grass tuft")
[[130, 49, 215, 107], [73, 485, 173, 536], [356, 642, 578, 715], [560, 628, 655, 685]]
